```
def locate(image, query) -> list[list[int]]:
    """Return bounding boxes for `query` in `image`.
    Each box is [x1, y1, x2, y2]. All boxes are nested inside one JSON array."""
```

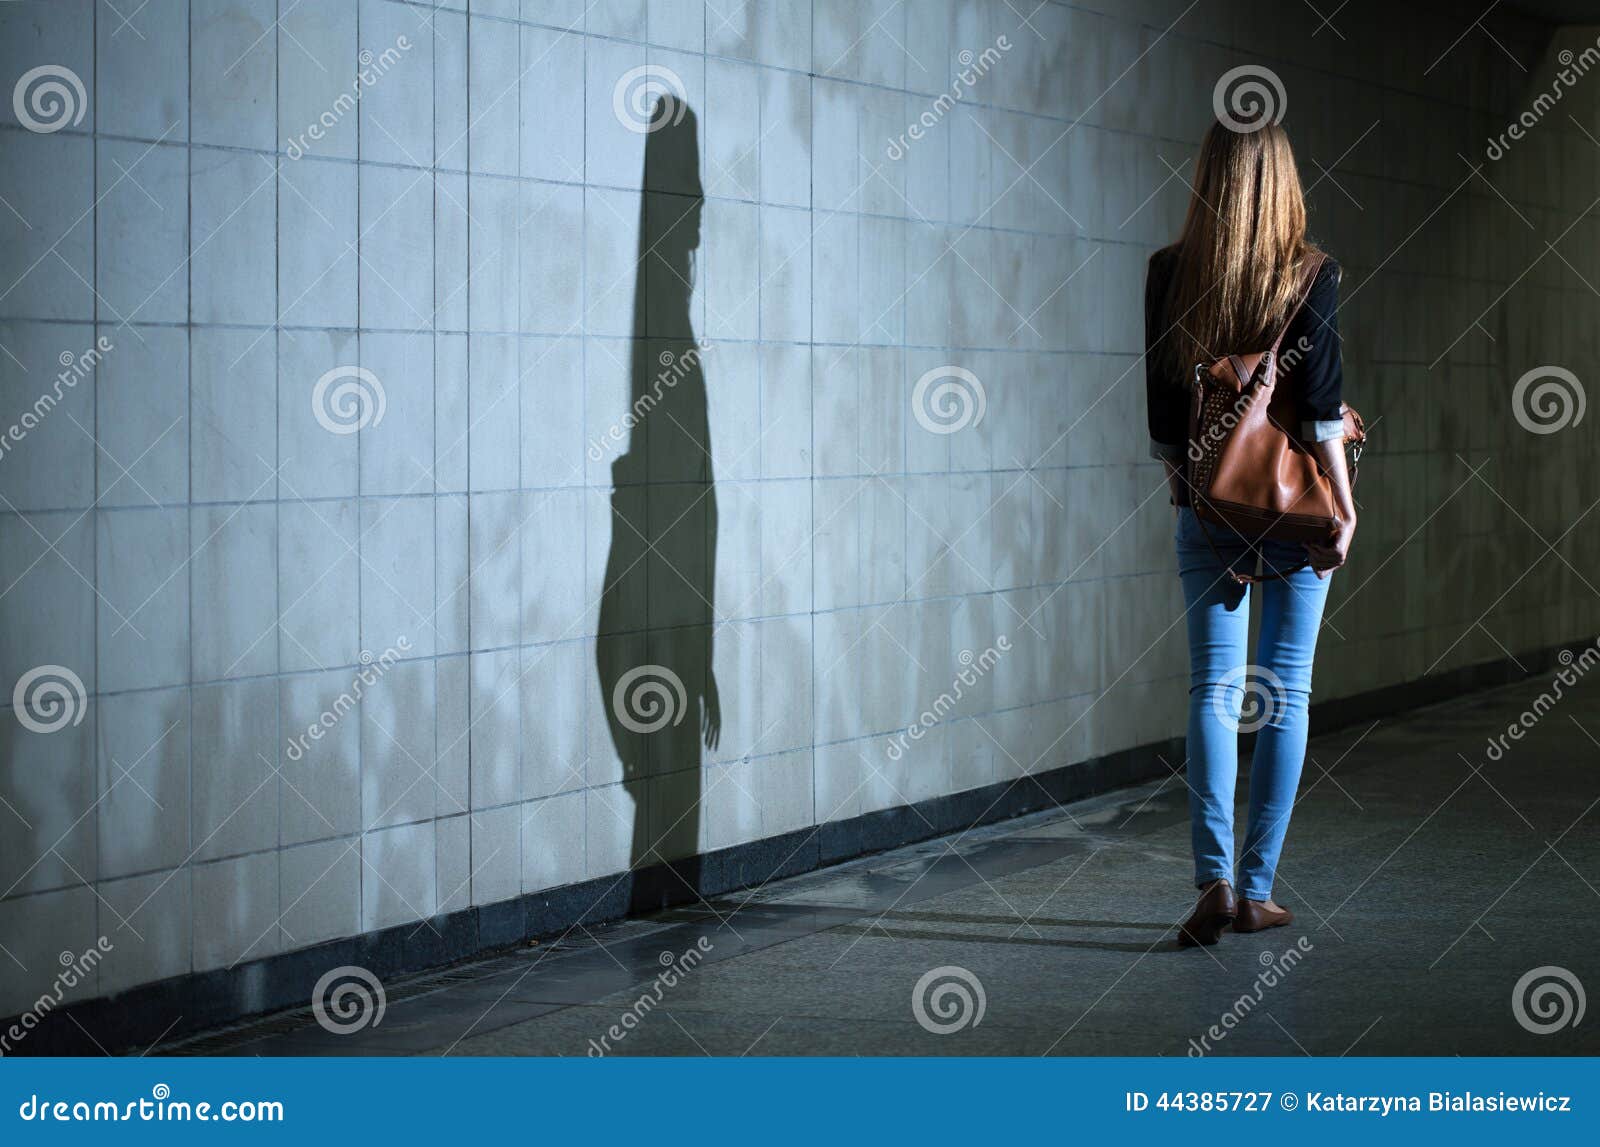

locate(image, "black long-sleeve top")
[[1144, 246, 1345, 462]]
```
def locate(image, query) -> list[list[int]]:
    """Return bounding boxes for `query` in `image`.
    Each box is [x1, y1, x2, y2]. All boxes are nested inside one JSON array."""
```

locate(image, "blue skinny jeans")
[[1174, 506, 1331, 901]]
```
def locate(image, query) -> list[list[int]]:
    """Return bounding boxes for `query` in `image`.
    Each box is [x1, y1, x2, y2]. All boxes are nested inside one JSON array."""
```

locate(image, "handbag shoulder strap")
[[1268, 252, 1326, 358]]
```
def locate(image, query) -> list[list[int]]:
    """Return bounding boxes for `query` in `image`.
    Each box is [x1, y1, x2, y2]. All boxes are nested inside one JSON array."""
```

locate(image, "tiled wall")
[[1, 0, 1596, 1015]]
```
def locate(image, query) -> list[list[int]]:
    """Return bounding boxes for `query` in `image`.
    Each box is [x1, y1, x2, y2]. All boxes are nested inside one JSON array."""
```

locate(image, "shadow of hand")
[[701, 672, 721, 751]]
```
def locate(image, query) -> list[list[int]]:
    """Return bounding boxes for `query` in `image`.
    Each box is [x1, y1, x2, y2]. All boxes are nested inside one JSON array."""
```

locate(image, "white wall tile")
[[193, 851, 279, 970], [98, 508, 189, 693], [190, 149, 277, 326], [96, 140, 187, 325], [190, 677, 277, 861], [192, 0, 276, 150], [97, 0, 187, 140]]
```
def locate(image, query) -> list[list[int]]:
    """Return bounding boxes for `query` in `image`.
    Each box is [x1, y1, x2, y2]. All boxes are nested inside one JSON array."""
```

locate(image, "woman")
[[1143, 120, 1358, 947]]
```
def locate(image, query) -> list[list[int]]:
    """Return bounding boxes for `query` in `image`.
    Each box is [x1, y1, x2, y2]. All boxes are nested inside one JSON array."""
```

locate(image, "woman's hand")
[[1308, 516, 1355, 578], [1308, 436, 1358, 579]]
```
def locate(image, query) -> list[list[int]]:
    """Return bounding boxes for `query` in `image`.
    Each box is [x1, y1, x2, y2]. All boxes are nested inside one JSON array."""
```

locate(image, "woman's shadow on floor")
[[595, 99, 720, 911]]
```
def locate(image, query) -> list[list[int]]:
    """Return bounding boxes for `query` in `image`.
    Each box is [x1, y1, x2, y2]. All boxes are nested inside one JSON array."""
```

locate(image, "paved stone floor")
[[175, 672, 1600, 1056]]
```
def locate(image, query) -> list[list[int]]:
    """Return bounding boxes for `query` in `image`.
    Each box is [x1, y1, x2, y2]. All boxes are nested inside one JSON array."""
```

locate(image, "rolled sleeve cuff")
[[1303, 419, 1345, 443], [1148, 438, 1186, 463]]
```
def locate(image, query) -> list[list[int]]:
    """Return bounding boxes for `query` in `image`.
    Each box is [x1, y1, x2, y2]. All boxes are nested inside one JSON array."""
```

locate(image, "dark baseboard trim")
[[4, 638, 1579, 1055]]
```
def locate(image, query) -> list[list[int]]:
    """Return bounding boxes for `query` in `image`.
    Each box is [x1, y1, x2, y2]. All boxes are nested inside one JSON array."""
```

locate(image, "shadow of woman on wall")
[[595, 99, 719, 910]]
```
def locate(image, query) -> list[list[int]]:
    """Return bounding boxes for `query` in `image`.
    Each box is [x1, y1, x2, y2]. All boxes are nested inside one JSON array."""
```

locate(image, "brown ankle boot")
[[1178, 880, 1238, 947], [1233, 898, 1293, 932]]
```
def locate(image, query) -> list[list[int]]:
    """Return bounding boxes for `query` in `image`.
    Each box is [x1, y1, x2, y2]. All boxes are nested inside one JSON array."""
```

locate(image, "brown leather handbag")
[[1186, 252, 1367, 582]]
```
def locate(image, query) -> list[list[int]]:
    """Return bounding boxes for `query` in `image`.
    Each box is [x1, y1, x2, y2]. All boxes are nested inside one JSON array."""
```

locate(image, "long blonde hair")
[[1160, 120, 1318, 381]]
